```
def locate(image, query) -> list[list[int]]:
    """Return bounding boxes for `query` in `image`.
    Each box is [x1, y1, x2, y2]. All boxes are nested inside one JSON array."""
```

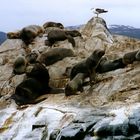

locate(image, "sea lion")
[[12, 62, 64, 105], [20, 25, 44, 45], [11, 78, 47, 105], [37, 47, 75, 66], [7, 30, 21, 39], [122, 50, 139, 65], [65, 30, 82, 37], [11, 62, 50, 105], [70, 49, 105, 83], [43, 21, 64, 29], [96, 57, 126, 73], [65, 73, 85, 96], [46, 30, 81, 47], [13, 55, 27, 75]]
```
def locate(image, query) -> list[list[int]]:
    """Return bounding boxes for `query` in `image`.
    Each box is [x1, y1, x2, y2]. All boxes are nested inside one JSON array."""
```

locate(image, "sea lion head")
[[92, 49, 105, 59], [72, 30, 82, 37], [122, 50, 138, 65], [66, 30, 82, 37], [7, 31, 21, 39], [26, 49, 39, 64], [87, 49, 105, 67], [26, 53, 38, 64], [13, 55, 27, 75], [56, 23, 64, 29]]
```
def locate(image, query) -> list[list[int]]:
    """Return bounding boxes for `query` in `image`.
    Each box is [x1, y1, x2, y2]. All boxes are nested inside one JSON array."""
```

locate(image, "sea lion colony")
[[7, 21, 81, 47], [5, 21, 140, 105]]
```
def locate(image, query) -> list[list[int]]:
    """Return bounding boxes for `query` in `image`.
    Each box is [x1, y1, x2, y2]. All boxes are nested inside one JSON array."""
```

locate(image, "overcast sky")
[[1, 0, 140, 32]]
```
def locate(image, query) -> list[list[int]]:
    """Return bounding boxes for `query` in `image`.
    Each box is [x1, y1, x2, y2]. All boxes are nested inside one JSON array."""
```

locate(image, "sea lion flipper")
[[89, 70, 96, 84]]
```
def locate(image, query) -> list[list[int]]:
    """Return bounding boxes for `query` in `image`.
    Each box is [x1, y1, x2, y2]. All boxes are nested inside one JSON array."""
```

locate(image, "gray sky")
[[1, 0, 140, 32]]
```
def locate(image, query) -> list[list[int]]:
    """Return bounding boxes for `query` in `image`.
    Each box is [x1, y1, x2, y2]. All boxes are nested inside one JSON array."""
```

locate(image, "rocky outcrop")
[[81, 17, 113, 51], [0, 17, 140, 139]]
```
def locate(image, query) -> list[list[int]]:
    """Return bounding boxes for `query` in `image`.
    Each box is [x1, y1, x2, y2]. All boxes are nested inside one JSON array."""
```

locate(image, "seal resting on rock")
[[11, 62, 51, 105], [122, 50, 139, 65], [96, 57, 126, 73], [20, 25, 44, 45], [70, 49, 105, 83], [11, 62, 64, 105], [65, 73, 85, 96], [11, 78, 48, 105], [46, 30, 82, 47], [7, 30, 21, 39], [43, 21, 64, 29], [37, 47, 75, 66]]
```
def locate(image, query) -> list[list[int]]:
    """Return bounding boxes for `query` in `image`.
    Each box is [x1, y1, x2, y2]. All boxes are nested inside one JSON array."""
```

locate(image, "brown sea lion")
[[11, 78, 47, 105], [65, 73, 85, 96], [65, 30, 82, 37], [122, 50, 139, 65], [13, 52, 39, 75], [70, 49, 105, 83], [20, 25, 44, 45], [7, 30, 21, 39], [11, 62, 64, 105], [96, 57, 126, 73], [43, 21, 64, 29], [11, 62, 51, 105], [37, 47, 75, 66], [13, 55, 27, 75], [46, 30, 81, 47]]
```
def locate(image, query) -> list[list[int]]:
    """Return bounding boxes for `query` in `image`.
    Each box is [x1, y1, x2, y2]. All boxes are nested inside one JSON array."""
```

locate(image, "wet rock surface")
[[0, 17, 140, 139], [49, 106, 140, 140]]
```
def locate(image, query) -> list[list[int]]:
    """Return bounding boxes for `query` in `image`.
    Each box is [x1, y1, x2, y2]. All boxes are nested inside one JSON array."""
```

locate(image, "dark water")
[[0, 32, 7, 45]]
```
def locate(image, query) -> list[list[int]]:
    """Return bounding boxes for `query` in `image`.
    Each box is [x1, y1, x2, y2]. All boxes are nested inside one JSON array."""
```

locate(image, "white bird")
[[91, 8, 108, 18]]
